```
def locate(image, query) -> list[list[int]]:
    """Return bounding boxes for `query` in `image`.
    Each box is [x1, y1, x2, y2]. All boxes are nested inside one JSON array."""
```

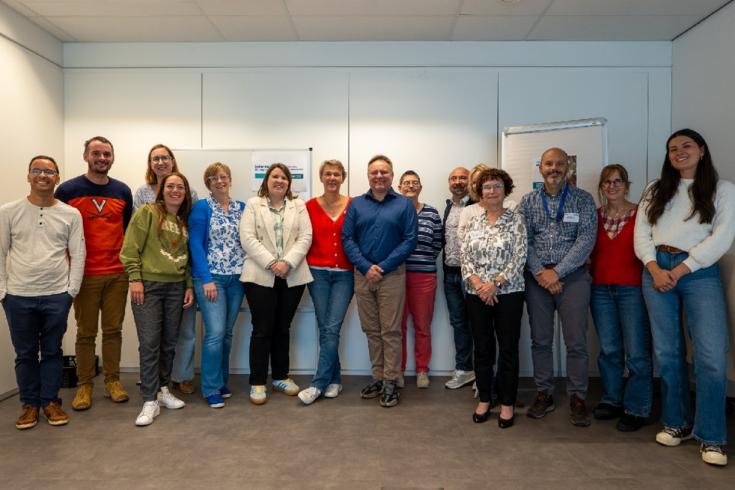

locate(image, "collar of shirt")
[[541, 182, 569, 198], [446, 194, 470, 207], [365, 187, 399, 202]]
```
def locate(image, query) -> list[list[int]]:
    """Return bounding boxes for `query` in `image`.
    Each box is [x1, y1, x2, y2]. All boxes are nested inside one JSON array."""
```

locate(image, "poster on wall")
[[251, 150, 311, 199]]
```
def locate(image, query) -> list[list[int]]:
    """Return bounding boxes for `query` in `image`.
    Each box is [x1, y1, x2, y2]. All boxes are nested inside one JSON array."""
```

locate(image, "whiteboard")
[[501, 118, 607, 205], [171, 148, 312, 202]]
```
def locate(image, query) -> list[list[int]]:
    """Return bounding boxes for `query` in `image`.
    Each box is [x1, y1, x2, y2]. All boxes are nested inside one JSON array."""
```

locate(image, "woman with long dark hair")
[[634, 128, 735, 466]]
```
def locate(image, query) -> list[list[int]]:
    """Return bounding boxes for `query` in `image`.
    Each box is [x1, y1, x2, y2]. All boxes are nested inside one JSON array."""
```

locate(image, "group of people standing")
[[1, 128, 732, 467]]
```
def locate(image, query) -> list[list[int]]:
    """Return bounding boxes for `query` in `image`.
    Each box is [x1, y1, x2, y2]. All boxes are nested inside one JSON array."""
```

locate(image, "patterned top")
[[133, 184, 198, 211], [268, 198, 286, 260], [406, 204, 443, 273], [600, 206, 636, 239], [443, 196, 471, 267], [517, 184, 597, 279], [206, 196, 246, 275], [461, 208, 527, 295]]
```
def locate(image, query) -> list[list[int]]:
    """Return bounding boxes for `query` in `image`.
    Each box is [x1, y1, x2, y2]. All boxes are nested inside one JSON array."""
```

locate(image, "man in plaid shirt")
[[518, 147, 597, 427]]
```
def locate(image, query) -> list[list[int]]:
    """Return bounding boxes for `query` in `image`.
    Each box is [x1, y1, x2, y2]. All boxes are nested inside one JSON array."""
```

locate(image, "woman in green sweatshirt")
[[120, 172, 194, 427]]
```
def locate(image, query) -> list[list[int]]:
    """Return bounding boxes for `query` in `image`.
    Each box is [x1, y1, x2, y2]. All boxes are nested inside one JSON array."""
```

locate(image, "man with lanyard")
[[518, 147, 597, 426], [441, 167, 477, 389]]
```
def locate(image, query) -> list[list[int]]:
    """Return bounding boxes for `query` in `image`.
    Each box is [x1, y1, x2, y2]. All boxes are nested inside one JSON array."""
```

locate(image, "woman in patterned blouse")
[[461, 168, 527, 428], [188, 162, 246, 408]]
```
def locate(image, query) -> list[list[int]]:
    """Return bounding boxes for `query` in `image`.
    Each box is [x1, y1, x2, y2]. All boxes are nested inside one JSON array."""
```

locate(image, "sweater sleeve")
[[684, 180, 735, 272], [634, 182, 658, 266], [119, 206, 152, 281], [0, 206, 10, 302], [188, 200, 212, 283], [67, 209, 86, 297]]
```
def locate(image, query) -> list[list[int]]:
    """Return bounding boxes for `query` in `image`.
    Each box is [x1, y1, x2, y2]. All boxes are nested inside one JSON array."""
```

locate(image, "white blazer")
[[239, 196, 313, 288]]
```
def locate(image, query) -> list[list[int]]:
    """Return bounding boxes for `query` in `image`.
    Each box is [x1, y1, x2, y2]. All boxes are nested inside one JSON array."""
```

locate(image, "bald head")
[[541, 147, 568, 162]]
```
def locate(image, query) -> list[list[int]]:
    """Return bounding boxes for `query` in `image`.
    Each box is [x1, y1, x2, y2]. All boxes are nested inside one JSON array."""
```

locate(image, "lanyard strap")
[[540, 185, 569, 222]]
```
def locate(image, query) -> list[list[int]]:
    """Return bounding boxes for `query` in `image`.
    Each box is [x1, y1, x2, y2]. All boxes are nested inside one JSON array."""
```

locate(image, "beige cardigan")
[[239, 196, 313, 288]]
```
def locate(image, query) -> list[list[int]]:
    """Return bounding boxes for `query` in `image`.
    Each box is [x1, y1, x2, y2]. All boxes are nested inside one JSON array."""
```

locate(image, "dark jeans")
[[4, 293, 73, 407], [131, 280, 185, 402], [244, 278, 305, 386], [467, 291, 524, 405], [443, 267, 473, 371]]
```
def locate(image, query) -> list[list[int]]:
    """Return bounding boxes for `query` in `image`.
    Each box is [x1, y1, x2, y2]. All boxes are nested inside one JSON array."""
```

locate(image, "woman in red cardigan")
[[589, 164, 652, 432]]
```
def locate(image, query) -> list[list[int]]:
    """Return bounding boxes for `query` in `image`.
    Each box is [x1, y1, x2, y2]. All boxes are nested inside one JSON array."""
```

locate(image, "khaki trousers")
[[73, 272, 128, 385], [354, 265, 405, 382]]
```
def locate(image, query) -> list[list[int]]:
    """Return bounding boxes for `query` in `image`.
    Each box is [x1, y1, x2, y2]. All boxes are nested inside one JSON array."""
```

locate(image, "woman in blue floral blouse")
[[461, 168, 527, 428], [188, 162, 246, 408]]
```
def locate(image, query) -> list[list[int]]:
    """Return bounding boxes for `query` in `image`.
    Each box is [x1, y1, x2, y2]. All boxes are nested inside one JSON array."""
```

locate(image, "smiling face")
[[267, 167, 290, 200], [163, 175, 186, 210], [667, 135, 704, 179], [539, 148, 569, 192], [149, 147, 174, 181], [368, 160, 393, 194], [448, 167, 469, 199], [600, 169, 628, 203], [84, 140, 114, 176], [207, 168, 231, 200], [480, 177, 506, 208], [28, 158, 60, 194], [398, 173, 422, 199], [320, 164, 344, 194]]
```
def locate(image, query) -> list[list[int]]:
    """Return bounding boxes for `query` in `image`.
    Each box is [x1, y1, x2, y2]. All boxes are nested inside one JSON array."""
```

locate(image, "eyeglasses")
[[482, 183, 504, 191], [602, 179, 625, 187], [30, 168, 58, 176], [207, 174, 229, 183], [151, 155, 171, 163], [401, 180, 421, 187]]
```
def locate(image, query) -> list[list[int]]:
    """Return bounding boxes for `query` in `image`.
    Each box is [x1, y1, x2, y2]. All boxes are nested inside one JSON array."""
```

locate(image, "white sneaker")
[[445, 370, 476, 390], [298, 387, 322, 405], [417, 371, 430, 389], [157, 386, 185, 409], [701, 444, 728, 466], [324, 384, 343, 399], [250, 385, 267, 405], [135, 401, 160, 427]]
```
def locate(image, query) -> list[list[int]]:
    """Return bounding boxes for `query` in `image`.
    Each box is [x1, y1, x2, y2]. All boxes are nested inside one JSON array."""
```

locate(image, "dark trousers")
[[443, 267, 473, 371], [131, 280, 185, 402], [466, 291, 524, 406], [244, 278, 305, 386], [3, 293, 73, 407]]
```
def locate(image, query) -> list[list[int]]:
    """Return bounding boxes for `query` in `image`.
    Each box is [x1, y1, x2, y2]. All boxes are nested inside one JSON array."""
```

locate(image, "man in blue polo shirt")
[[518, 147, 597, 427], [343, 154, 418, 408]]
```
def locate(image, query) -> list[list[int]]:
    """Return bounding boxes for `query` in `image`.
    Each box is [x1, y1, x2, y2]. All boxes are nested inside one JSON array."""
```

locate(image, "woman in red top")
[[297, 160, 354, 405], [589, 164, 652, 432]]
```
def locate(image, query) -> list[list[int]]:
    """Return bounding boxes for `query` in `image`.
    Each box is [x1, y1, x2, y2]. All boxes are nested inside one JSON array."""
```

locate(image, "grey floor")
[[1, 373, 732, 490]]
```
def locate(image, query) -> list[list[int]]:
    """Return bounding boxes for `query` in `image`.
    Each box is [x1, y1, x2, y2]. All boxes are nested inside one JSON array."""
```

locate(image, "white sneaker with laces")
[[445, 370, 476, 390], [135, 401, 160, 427], [701, 444, 728, 466], [298, 387, 322, 405], [324, 384, 343, 398], [157, 386, 186, 409]]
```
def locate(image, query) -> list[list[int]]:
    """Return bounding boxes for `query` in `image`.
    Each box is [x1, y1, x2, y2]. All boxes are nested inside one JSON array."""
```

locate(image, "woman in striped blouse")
[[397, 170, 443, 388]]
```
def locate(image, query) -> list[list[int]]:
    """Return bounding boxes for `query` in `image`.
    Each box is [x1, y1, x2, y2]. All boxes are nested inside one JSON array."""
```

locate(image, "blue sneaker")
[[220, 386, 232, 399], [207, 393, 225, 408]]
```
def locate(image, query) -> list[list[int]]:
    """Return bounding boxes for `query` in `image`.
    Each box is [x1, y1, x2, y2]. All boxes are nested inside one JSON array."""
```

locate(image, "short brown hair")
[[319, 159, 346, 178], [145, 144, 179, 185], [203, 162, 232, 190], [28, 155, 59, 174], [258, 163, 293, 199], [84, 136, 114, 155], [368, 154, 392, 168], [474, 168, 515, 197]]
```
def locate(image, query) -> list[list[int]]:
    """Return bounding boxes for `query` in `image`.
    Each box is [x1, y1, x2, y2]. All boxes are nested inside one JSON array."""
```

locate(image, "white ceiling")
[[2, 0, 731, 43]]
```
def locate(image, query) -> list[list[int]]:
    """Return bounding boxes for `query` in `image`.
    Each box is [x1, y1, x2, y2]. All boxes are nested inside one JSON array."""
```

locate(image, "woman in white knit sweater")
[[634, 128, 735, 467]]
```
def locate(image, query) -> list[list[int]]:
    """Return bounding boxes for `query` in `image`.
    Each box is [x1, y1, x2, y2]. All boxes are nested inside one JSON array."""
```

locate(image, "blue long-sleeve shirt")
[[517, 184, 597, 279], [342, 188, 418, 275], [188, 197, 245, 284]]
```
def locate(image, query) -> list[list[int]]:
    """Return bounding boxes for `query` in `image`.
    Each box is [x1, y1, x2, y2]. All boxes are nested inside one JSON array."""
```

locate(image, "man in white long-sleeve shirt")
[[0, 155, 85, 430]]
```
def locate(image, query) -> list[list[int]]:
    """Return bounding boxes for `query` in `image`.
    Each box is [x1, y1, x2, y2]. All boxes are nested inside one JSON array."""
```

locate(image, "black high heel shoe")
[[473, 410, 491, 424], [498, 415, 515, 429]]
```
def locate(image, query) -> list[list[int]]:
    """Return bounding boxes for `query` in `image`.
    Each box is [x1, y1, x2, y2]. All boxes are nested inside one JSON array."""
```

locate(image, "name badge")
[[563, 212, 579, 223]]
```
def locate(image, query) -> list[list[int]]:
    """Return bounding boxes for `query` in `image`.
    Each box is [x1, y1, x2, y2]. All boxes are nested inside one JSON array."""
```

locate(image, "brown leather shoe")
[[570, 394, 591, 427], [15, 405, 39, 430], [42, 401, 70, 426], [174, 380, 195, 395], [72, 384, 93, 411], [104, 380, 129, 403]]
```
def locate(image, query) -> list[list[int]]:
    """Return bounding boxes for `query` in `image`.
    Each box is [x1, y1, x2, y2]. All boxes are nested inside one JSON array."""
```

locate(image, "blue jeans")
[[443, 267, 473, 371], [642, 250, 729, 445], [171, 301, 197, 383], [195, 275, 245, 398], [590, 285, 652, 417], [307, 268, 354, 392], [3, 293, 73, 407]]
